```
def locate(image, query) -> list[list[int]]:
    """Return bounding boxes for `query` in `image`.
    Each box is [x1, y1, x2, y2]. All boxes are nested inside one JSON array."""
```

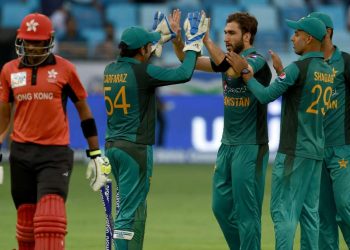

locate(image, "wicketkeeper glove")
[[151, 11, 176, 57], [183, 11, 209, 53], [86, 149, 111, 192]]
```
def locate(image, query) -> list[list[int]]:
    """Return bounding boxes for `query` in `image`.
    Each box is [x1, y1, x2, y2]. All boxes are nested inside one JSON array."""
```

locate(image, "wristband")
[[86, 149, 102, 159]]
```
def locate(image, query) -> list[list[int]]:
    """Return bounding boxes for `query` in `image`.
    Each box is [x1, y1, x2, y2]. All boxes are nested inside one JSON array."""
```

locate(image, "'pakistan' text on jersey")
[[104, 52, 197, 145], [247, 52, 334, 160], [0, 54, 87, 145], [221, 48, 272, 145], [324, 47, 350, 146]]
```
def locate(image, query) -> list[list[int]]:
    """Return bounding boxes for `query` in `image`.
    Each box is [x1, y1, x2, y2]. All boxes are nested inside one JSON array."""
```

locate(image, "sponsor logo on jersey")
[[11, 72, 27, 88], [47, 69, 58, 83], [26, 19, 39, 32]]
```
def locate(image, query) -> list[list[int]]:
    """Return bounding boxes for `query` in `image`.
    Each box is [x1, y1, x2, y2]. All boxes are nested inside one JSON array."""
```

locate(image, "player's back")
[[104, 58, 156, 145], [279, 54, 334, 160]]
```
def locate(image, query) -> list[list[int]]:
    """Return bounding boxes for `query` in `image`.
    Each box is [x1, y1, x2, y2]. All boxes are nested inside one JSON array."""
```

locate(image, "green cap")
[[121, 26, 160, 49], [307, 12, 334, 29], [286, 17, 326, 42]]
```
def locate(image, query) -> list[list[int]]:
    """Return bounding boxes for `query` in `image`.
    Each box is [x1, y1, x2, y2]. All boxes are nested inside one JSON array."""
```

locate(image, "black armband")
[[210, 58, 230, 72], [81, 118, 98, 138]]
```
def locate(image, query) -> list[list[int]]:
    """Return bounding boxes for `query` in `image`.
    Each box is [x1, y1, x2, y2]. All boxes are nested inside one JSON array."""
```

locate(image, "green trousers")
[[270, 153, 322, 250], [319, 145, 350, 250], [212, 144, 268, 250], [105, 140, 153, 250]]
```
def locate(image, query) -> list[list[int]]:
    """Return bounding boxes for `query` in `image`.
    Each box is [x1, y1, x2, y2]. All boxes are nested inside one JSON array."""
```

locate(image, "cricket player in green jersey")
[[226, 17, 333, 250], [306, 12, 350, 249], [172, 11, 271, 249], [103, 11, 208, 250]]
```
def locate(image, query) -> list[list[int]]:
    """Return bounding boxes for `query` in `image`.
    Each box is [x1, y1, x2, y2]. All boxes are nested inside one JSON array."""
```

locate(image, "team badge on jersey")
[[47, 69, 58, 83], [278, 72, 286, 80], [11, 72, 27, 88]]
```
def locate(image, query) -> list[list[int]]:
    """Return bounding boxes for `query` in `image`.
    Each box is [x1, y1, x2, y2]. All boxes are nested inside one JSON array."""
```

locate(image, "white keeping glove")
[[183, 11, 209, 52], [151, 11, 176, 57], [86, 150, 111, 191]]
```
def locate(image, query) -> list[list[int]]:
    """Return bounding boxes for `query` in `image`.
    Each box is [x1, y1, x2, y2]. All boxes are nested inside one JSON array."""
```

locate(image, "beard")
[[233, 38, 244, 54]]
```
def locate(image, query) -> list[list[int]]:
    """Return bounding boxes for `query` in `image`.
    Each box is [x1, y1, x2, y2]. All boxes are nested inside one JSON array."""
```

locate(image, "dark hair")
[[118, 42, 150, 58], [226, 12, 258, 45], [118, 42, 139, 57]]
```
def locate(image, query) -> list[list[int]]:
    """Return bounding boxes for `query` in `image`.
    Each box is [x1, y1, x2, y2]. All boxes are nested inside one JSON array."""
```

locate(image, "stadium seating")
[[139, 3, 169, 30], [105, 3, 138, 40], [315, 4, 346, 30], [211, 4, 243, 43], [254, 30, 287, 56], [279, 6, 310, 32], [1, 3, 33, 28], [246, 4, 279, 31], [70, 3, 103, 30], [81, 28, 106, 57]]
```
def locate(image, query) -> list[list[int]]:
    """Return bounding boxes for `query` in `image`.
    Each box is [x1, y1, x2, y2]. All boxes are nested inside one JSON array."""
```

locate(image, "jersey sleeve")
[[247, 54, 266, 73], [145, 51, 197, 87], [0, 66, 11, 103], [66, 64, 88, 102], [247, 62, 300, 104]]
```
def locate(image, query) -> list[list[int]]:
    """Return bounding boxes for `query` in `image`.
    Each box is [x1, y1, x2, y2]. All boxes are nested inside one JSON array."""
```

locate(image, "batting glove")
[[183, 11, 209, 53], [86, 149, 111, 192], [151, 11, 176, 57]]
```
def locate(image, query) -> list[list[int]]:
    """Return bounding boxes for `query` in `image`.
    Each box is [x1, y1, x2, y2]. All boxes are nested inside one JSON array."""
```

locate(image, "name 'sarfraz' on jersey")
[[104, 73, 128, 83]]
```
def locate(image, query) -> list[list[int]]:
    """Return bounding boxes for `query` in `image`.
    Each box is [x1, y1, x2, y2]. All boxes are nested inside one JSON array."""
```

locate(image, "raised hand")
[[269, 49, 284, 75], [225, 51, 252, 82], [183, 11, 209, 52], [151, 11, 176, 57]]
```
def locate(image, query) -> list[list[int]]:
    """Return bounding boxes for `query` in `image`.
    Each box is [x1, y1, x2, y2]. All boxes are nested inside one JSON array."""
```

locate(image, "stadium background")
[[0, 0, 350, 249]]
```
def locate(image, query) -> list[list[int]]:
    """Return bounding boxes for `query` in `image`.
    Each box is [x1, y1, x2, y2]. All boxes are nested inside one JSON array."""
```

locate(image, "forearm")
[[148, 51, 197, 85], [204, 37, 225, 65], [172, 36, 185, 62], [247, 78, 286, 104]]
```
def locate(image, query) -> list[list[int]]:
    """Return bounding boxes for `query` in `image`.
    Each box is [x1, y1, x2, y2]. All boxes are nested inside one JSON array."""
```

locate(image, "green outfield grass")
[[0, 163, 347, 249]]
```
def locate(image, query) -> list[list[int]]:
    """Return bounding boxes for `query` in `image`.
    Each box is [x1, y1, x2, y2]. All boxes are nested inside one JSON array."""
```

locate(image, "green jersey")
[[324, 47, 350, 146], [221, 48, 272, 145], [247, 52, 333, 160], [104, 51, 197, 145]]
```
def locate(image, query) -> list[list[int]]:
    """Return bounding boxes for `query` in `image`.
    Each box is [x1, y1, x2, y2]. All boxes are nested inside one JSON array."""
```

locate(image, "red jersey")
[[0, 54, 87, 145]]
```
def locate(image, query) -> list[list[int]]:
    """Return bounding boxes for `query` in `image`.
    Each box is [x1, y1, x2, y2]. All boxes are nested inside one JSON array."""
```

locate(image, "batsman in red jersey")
[[0, 13, 111, 250]]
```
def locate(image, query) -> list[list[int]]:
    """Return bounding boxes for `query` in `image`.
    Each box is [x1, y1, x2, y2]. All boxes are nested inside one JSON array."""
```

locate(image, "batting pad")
[[16, 204, 36, 250], [33, 194, 67, 250]]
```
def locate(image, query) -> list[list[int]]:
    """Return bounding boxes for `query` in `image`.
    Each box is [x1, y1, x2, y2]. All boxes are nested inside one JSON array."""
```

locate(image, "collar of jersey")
[[118, 57, 141, 64], [327, 46, 341, 64], [298, 51, 324, 61], [240, 47, 256, 57], [18, 53, 56, 68]]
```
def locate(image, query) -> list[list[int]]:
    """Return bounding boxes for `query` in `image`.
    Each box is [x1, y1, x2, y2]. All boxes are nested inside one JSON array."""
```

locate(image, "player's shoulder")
[[1, 58, 21, 71], [53, 54, 77, 70], [341, 50, 350, 61]]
